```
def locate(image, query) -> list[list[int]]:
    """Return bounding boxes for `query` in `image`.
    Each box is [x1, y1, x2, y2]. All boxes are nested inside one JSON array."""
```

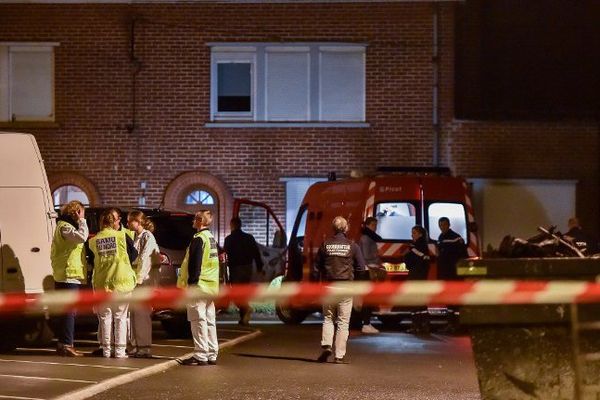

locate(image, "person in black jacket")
[[224, 217, 264, 326], [313, 216, 366, 364], [437, 217, 468, 281], [404, 225, 430, 334]]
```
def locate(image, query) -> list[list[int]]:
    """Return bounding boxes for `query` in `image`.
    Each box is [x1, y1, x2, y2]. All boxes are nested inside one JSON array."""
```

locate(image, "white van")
[[0, 132, 56, 351]]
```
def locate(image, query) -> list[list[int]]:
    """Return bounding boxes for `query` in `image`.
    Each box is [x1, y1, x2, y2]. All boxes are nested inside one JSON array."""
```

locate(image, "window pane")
[[375, 202, 417, 240], [10, 49, 53, 119], [53, 185, 89, 207], [185, 190, 215, 205], [319, 51, 365, 121], [428, 203, 467, 241], [266, 52, 309, 121], [218, 63, 251, 112]]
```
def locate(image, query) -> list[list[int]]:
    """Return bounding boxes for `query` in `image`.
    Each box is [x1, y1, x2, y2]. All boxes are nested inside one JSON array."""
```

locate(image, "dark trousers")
[[229, 265, 253, 320], [54, 282, 80, 346], [407, 268, 429, 329], [359, 268, 387, 325]]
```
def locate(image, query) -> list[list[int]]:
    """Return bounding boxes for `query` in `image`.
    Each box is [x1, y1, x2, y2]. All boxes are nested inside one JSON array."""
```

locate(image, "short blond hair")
[[61, 200, 84, 221], [195, 210, 213, 227], [332, 216, 348, 234]]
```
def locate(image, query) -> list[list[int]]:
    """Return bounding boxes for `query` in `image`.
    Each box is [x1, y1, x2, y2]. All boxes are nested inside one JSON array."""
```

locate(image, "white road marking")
[[0, 395, 45, 400], [0, 359, 137, 371], [54, 329, 263, 400], [0, 374, 96, 384]]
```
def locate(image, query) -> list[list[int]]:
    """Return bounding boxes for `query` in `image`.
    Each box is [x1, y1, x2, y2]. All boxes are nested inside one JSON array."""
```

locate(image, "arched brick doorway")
[[163, 171, 233, 243], [48, 172, 101, 207]]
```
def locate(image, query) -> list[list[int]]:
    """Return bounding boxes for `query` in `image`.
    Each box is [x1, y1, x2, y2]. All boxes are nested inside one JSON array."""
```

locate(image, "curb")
[[53, 329, 262, 400]]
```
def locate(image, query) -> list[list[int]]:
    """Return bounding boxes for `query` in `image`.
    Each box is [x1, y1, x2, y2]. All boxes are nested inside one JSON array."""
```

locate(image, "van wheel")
[[22, 319, 54, 347], [378, 315, 403, 329], [161, 318, 191, 338], [276, 303, 308, 324], [0, 326, 21, 353]]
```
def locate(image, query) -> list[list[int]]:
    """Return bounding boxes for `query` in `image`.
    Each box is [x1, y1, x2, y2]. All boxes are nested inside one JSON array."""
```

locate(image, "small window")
[[0, 43, 57, 122], [375, 202, 417, 241], [185, 190, 215, 205], [428, 203, 467, 241], [53, 185, 89, 207], [217, 63, 252, 112]]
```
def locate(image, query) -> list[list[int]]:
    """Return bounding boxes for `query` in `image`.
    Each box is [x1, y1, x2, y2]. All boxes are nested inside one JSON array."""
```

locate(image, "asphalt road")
[[0, 321, 256, 400], [92, 321, 481, 400]]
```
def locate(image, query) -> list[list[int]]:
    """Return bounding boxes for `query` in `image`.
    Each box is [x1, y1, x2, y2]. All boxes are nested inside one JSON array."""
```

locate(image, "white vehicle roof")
[[0, 132, 47, 188]]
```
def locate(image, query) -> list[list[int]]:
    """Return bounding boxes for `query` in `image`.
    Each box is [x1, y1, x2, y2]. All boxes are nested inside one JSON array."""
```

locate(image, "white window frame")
[[208, 43, 367, 125], [210, 47, 256, 121], [0, 42, 59, 122]]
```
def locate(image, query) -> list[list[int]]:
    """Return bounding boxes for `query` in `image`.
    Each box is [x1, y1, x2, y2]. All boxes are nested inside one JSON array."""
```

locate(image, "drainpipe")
[[432, 3, 441, 167]]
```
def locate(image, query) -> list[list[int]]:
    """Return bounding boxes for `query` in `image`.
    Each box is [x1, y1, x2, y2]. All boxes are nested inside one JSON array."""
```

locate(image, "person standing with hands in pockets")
[[178, 210, 220, 366], [314, 216, 366, 364]]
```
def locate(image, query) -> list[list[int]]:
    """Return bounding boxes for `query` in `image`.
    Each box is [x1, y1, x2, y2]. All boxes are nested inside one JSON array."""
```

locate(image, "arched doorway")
[[163, 172, 233, 244], [53, 184, 90, 207], [48, 172, 101, 207]]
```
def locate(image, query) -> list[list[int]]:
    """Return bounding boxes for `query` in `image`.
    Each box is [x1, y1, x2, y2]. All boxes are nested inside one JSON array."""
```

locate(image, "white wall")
[[469, 179, 577, 251]]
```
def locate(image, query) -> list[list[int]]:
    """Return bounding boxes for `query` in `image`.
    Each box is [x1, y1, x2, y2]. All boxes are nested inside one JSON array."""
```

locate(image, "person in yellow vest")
[[87, 209, 138, 358], [90, 207, 137, 357], [177, 209, 220, 366], [51, 200, 88, 357]]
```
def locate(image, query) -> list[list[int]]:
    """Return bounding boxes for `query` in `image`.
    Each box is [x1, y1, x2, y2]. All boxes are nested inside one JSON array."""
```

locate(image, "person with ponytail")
[[127, 210, 160, 358], [87, 209, 138, 358]]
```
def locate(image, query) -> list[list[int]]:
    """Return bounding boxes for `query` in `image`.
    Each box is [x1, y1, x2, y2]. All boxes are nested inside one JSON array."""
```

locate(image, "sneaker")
[[178, 356, 208, 366], [334, 357, 350, 364], [57, 346, 83, 357], [361, 324, 380, 334], [126, 348, 138, 356], [133, 351, 153, 359], [102, 349, 111, 358], [208, 359, 217, 365], [114, 353, 129, 359], [317, 346, 332, 363]]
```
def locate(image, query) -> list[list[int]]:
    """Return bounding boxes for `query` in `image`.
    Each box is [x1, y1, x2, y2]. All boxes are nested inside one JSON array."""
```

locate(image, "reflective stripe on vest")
[[89, 228, 136, 293], [177, 230, 220, 295], [50, 220, 86, 282]]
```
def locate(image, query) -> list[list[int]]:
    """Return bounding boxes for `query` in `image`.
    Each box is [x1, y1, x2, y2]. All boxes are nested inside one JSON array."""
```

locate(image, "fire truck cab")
[[278, 168, 480, 324]]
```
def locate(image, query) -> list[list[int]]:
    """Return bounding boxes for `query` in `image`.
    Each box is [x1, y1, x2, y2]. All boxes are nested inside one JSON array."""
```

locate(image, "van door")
[[231, 199, 286, 283], [0, 187, 53, 293]]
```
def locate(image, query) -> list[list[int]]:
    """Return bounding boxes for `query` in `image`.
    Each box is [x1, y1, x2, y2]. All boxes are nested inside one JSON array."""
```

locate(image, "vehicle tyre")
[[275, 303, 308, 324], [161, 317, 191, 339], [22, 318, 54, 347], [0, 323, 21, 353]]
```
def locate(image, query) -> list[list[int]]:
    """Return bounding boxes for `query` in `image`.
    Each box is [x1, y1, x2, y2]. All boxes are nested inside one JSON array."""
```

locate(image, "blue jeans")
[[54, 282, 80, 346]]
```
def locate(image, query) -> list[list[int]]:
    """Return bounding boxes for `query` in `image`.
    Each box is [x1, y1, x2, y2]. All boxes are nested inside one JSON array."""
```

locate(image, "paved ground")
[[92, 320, 481, 400], [0, 321, 256, 400]]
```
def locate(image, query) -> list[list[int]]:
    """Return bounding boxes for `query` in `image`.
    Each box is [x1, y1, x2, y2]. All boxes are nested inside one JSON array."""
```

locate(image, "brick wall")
[[0, 2, 597, 237]]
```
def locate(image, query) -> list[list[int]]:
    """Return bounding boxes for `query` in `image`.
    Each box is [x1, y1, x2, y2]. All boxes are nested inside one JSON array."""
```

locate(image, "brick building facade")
[[0, 1, 597, 242]]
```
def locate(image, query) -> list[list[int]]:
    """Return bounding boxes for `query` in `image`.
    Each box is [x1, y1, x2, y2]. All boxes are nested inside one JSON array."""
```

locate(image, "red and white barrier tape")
[[3, 281, 600, 315]]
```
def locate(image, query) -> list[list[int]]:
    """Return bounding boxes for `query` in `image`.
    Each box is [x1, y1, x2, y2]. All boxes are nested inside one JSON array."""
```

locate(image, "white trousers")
[[97, 299, 130, 356], [187, 299, 218, 362], [321, 296, 353, 359]]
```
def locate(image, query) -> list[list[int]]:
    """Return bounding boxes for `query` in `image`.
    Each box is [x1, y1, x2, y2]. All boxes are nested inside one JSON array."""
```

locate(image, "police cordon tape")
[[3, 280, 600, 315]]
